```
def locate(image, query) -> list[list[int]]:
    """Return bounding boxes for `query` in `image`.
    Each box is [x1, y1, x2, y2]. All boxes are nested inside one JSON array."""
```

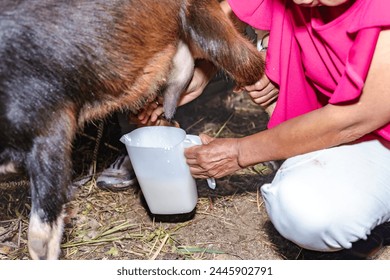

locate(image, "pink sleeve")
[[349, 0, 390, 33], [227, 0, 273, 30], [330, 0, 390, 104], [329, 28, 380, 104]]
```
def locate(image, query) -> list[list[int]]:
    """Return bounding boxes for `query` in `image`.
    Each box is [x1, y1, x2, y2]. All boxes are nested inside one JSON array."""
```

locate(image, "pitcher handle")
[[184, 135, 216, 190]]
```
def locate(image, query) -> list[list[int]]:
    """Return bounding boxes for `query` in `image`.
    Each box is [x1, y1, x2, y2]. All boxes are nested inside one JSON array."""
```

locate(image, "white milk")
[[137, 176, 198, 214], [120, 126, 215, 215]]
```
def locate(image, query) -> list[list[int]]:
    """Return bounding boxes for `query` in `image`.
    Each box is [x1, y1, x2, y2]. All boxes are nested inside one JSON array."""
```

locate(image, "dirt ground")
[[1, 74, 390, 260]]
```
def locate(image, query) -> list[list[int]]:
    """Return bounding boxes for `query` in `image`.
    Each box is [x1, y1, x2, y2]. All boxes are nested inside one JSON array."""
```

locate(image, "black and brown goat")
[[0, 0, 264, 259]]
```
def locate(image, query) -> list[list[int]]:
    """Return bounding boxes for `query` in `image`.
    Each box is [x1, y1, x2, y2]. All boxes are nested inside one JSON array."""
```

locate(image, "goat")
[[0, 0, 264, 259]]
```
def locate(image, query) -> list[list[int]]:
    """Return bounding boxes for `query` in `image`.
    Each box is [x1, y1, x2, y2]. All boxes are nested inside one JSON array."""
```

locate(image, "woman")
[[183, 0, 390, 258]]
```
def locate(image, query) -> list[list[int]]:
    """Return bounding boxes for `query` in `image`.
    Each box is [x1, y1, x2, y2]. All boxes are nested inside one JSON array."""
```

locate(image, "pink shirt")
[[227, 0, 390, 140]]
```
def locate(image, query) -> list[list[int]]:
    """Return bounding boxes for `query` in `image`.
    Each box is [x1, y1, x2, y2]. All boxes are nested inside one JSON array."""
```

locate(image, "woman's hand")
[[243, 71, 279, 110], [136, 60, 216, 125], [136, 96, 165, 125], [177, 60, 217, 106], [184, 134, 242, 179]]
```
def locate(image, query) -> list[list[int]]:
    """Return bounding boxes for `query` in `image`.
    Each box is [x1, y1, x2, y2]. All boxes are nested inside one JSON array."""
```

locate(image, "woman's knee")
[[261, 180, 347, 251], [261, 168, 370, 251], [261, 141, 390, 251]]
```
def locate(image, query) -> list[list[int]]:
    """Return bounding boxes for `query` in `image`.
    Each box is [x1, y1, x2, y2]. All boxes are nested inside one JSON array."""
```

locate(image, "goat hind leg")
[[26, 119, 74, 259], [28, 210, 65, 260]]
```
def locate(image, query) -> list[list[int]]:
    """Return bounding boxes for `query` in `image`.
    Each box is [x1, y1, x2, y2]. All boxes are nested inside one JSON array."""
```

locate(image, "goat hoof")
[[28, 213, 64, 260]]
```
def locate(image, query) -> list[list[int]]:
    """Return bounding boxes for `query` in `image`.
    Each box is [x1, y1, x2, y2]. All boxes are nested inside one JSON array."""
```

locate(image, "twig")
[[61, 236, 132, 248], [91, 121, 104, 177], [17, 219, 22, 248], [295, 248, 303, 260], [176, 246, 225, 255], [185, 117, 206, 131], [149, 234, 170, 260], [197, 211, 236, 227], [214, 112, 234, 138], [79, 132, 120, 152], [95, 221, 137, 239], [0, 180, 29, 190], [61, 221, 139, 249], [257, 187, 264, 213]]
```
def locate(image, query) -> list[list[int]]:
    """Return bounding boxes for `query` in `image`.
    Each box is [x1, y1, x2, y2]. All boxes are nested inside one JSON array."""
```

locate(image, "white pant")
[[261, 138, 390, 252]]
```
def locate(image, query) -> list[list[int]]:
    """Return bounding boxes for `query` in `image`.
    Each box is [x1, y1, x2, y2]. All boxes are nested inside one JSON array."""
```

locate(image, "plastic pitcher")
[[120, 126, 216, 215]]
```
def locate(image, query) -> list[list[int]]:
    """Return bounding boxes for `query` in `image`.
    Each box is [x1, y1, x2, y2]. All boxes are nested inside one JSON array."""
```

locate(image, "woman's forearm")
[[237, 103, 383, 167]]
